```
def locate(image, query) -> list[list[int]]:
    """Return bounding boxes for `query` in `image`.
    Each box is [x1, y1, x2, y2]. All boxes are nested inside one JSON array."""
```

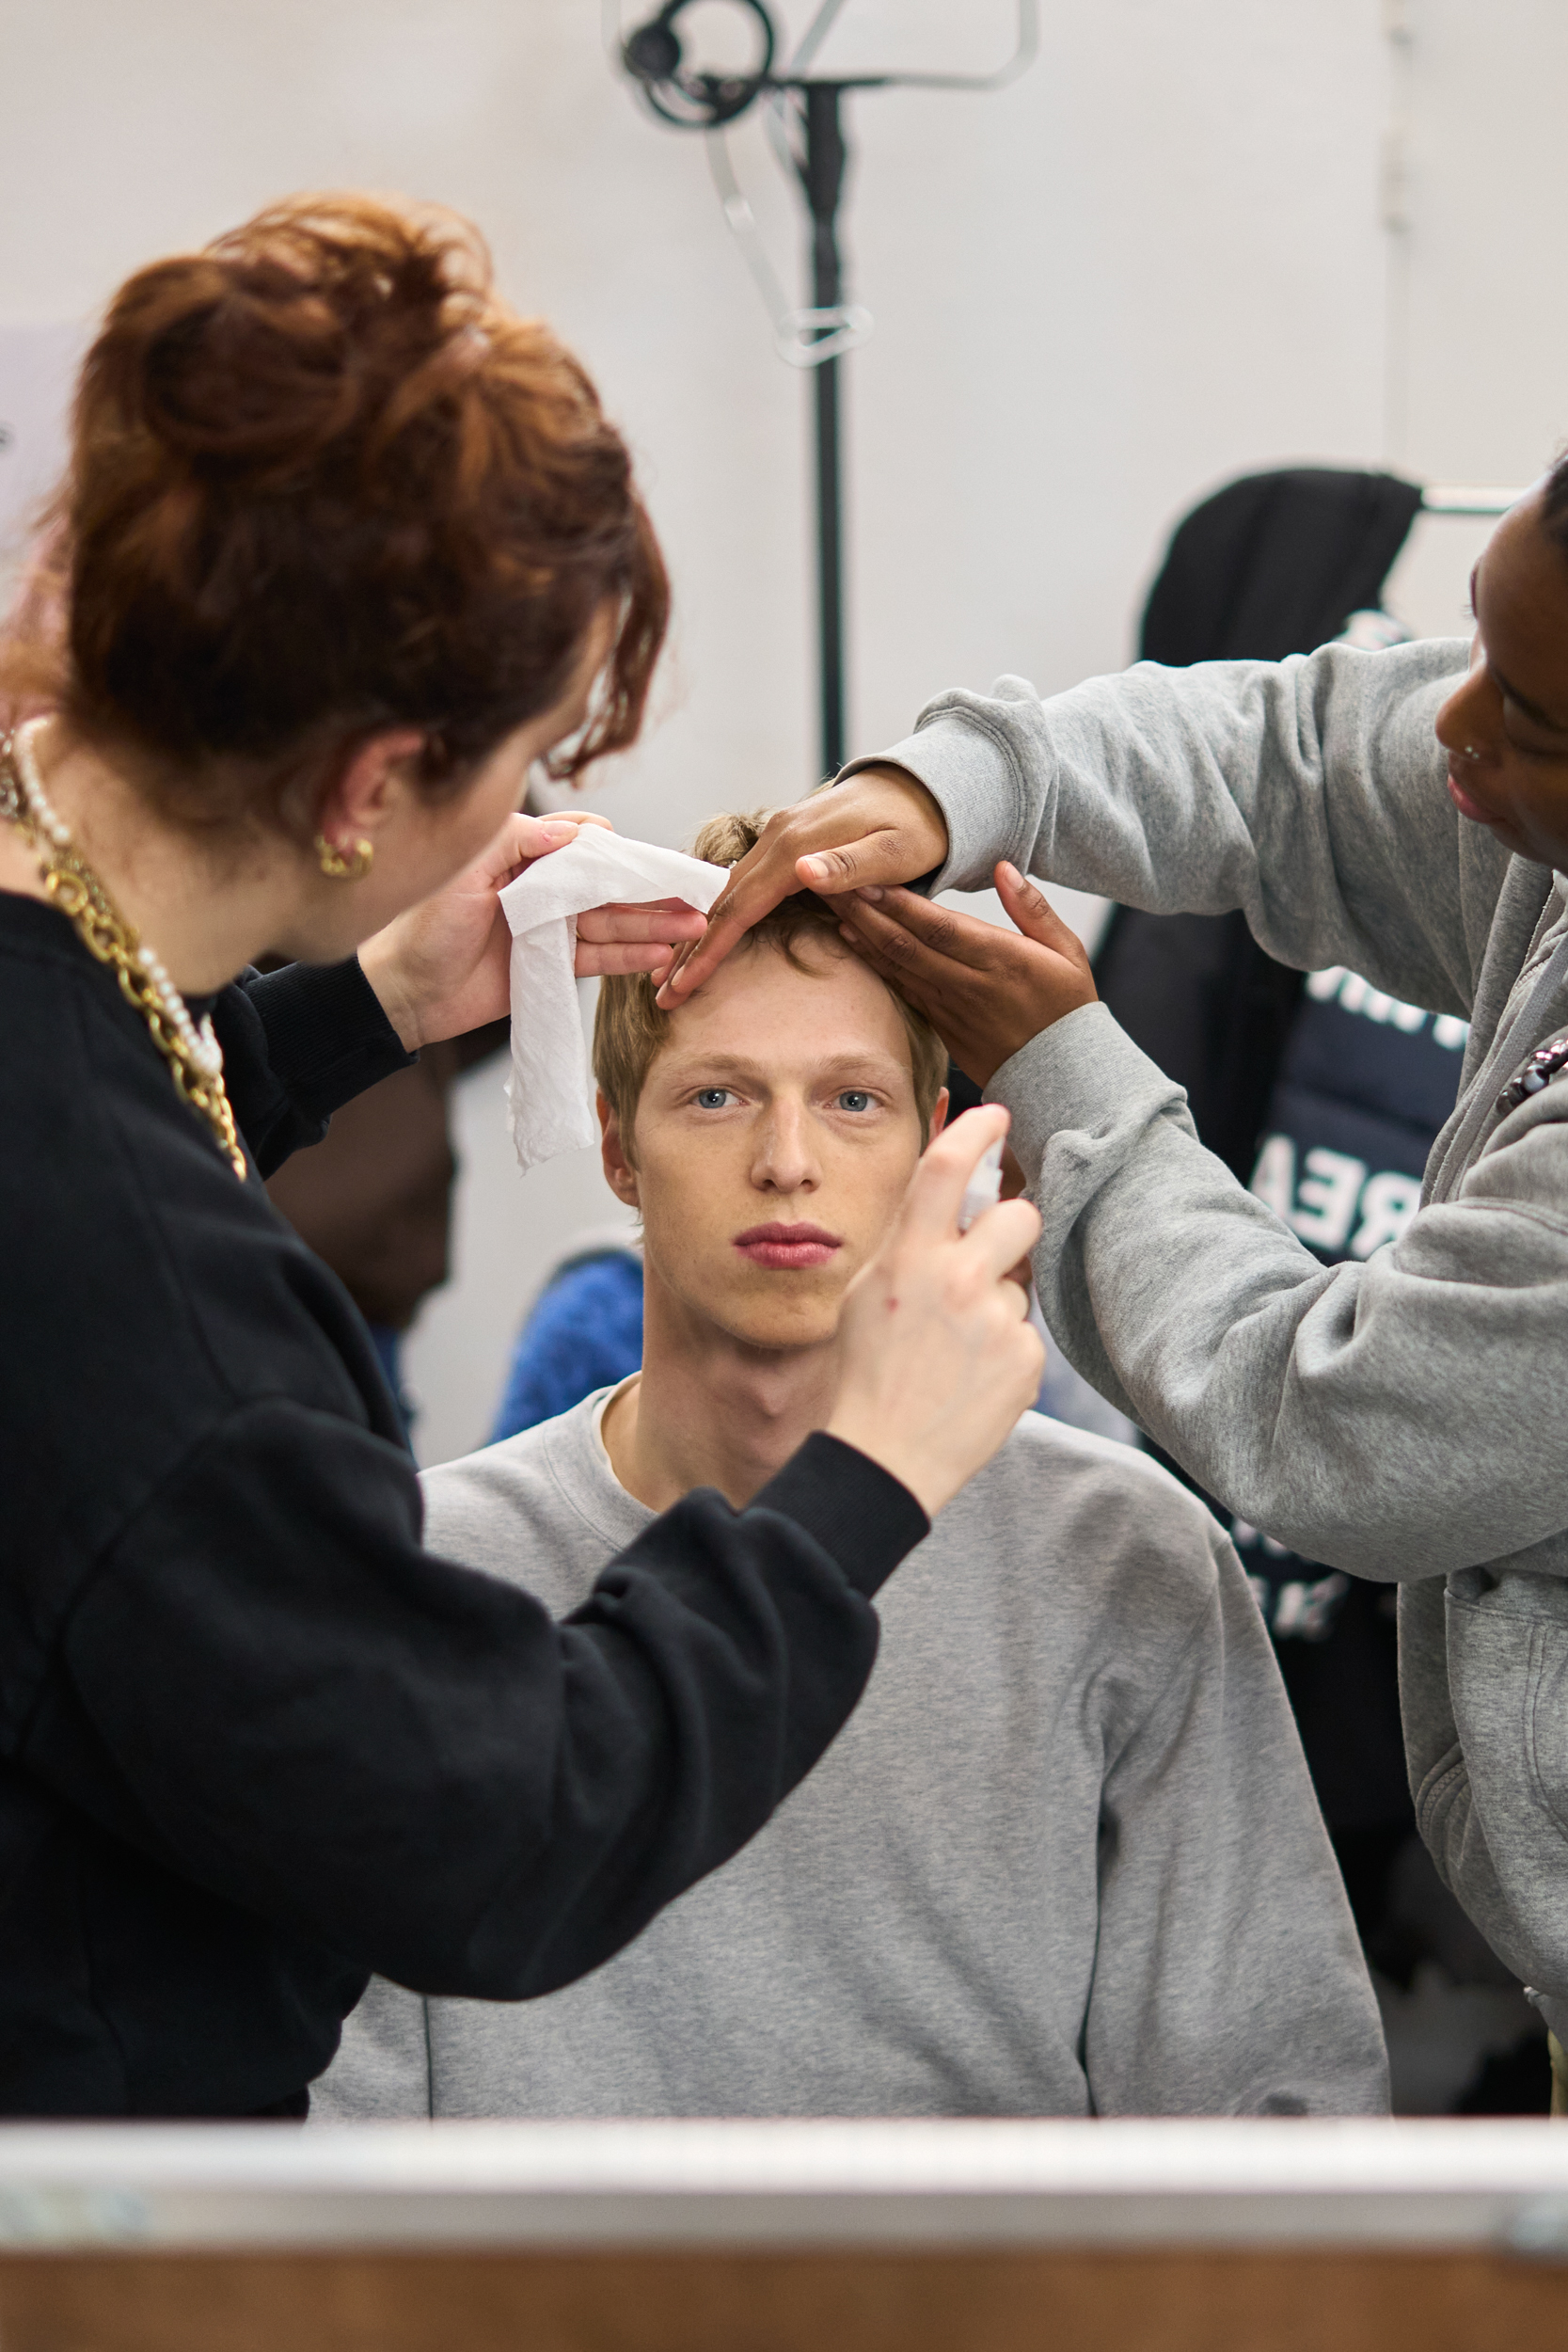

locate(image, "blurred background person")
[[265, 1018, 508, 1436]]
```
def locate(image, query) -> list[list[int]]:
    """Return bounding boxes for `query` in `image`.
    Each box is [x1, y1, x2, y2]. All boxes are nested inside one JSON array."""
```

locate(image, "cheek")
[[403, 767, 518, 892], [634, 1135, 736, 1268], [1511, 768, 1568, 850], [832, 1136, 923, 1242], [469, 762, 526, 840]]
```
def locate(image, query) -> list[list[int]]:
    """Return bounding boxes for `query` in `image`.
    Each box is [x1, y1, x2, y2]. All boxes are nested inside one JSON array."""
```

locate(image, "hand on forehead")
[[656, 771, 948, 1008]]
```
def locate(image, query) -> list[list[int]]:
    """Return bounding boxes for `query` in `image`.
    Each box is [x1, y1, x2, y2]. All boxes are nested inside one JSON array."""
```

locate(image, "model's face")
[[1435, 488, 1568, 868], [606, 939, 942, 1355]]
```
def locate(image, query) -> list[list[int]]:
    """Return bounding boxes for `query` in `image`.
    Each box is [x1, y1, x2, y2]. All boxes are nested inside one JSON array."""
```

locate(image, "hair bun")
[[94, 197, 485, 482], [8, 189, 668, 830]]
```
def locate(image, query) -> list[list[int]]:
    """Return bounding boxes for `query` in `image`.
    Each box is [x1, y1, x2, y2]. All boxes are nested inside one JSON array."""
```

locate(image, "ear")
[[926, 1086, 950, 1143], [598, 1090, 641, 1208], [317, 727, 428, 844]]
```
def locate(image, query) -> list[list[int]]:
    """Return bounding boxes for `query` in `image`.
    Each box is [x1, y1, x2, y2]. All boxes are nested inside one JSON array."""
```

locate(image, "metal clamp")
[[775, 304, 874, 368]]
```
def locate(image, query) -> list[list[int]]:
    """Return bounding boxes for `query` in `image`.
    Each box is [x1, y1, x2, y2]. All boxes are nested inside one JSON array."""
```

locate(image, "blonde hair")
[[593, 809, 948, 1152]]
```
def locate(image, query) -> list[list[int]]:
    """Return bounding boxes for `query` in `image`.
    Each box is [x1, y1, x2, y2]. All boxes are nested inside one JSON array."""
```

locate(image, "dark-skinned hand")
[[655, 764, 946, 1007], [837, 860, 1099, 1087]]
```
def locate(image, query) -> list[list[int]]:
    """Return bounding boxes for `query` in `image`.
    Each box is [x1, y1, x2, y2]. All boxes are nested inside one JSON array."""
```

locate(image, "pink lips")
[[734, 1221, 842, 1271], [1448, 769, 1502, 827]]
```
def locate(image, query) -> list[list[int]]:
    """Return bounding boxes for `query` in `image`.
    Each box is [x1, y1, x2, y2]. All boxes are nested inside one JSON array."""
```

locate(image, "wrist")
[[966, 987, 1099, 1088], [824, 1412, 940, 1520], [355, 933, 423, 1052]]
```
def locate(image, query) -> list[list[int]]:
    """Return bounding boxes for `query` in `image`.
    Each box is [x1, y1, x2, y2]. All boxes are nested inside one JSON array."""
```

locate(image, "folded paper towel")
[[498, 829, 730, 1175]]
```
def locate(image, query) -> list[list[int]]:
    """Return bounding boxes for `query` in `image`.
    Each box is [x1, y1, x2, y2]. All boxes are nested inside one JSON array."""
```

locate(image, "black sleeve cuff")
[[752, 1433, 929, 1601], [242, 957, 415, 1126]]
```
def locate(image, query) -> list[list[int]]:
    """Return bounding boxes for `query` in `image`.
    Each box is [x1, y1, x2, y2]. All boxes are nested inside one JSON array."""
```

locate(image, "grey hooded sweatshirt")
[[851, 636, 1568, 2031]]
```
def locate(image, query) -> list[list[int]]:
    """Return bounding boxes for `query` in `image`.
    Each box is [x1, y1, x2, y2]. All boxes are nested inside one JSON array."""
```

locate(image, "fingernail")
[[857, 884, 884, 902], [800, 856, 828, 882]]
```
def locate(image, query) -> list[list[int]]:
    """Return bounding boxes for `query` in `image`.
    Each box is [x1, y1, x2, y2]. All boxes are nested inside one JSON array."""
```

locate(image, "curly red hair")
[[3, 193, 668, 834]]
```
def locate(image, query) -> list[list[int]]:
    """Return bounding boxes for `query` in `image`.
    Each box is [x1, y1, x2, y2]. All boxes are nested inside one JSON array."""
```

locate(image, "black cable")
[[622, 0, 776, 129]]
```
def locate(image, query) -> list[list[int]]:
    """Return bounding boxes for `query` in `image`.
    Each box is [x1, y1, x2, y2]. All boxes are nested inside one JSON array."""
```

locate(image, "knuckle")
[[946, 1261, 982, 1311]]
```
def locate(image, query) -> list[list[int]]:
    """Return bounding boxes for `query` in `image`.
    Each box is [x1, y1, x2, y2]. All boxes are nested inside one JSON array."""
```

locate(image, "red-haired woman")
[[0, 196, 1041, 2116]]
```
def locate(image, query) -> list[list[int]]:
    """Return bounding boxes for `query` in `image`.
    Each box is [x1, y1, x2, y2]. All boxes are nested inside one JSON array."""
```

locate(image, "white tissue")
[[498, 829, 730, 1175]]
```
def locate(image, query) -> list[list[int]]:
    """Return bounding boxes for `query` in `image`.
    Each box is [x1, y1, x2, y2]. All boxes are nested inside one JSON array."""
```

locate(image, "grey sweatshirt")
[[314, 1395, 1385, 2121], [852, 637, 1568, 2026]]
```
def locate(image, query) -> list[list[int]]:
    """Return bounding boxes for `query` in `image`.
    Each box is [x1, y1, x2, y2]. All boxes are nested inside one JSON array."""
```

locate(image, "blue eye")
[[837, 1089, 873, 1112], [694, 1088, 733, 1110]]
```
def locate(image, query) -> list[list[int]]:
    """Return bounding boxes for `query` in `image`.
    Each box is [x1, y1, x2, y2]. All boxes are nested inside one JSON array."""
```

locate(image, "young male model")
[[318, 817, 1386, 2120]]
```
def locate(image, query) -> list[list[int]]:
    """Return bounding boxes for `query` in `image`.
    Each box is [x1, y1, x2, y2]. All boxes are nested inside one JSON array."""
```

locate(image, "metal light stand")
[[611, 2, 1037, 780], [800, 77, 850, 771]]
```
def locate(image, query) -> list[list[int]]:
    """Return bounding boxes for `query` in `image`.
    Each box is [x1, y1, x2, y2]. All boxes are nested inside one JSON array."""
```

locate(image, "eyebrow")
[[1472, 558, 1568, 736], [659, 1048, 909, 1084]]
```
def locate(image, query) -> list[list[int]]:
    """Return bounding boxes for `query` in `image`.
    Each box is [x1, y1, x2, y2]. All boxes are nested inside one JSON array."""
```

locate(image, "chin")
[[727, 1313, 842, 1353], [711, 1285, 844, 1353]]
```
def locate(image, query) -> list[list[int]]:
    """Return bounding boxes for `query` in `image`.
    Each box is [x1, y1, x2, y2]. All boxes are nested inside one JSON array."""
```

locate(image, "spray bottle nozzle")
[[958, 1139, 1005, 1233]]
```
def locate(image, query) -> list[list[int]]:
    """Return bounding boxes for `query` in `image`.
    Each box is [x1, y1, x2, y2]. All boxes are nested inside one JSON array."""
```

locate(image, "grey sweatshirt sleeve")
[[851, 634, 1566, 1578], [851, 638, 1505, 1015], [1085, 1518, 1387, 2116], [996, 1002, 1568, 1579]]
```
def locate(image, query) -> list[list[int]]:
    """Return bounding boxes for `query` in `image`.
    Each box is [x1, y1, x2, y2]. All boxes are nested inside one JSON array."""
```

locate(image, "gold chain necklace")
[[0, 729, 247, 1180]]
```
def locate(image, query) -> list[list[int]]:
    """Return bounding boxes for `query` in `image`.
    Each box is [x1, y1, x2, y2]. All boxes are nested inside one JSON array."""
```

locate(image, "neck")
[[1, 721, 294, 994], [602, 1271, 839, 1513]]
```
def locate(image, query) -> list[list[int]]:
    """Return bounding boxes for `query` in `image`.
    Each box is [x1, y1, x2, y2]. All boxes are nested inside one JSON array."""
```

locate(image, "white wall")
[[1, 2, 1562, 1461]]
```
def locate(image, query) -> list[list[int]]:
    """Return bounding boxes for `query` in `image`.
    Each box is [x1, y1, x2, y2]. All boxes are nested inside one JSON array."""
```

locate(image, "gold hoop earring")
[[315, 833, 373, 882]]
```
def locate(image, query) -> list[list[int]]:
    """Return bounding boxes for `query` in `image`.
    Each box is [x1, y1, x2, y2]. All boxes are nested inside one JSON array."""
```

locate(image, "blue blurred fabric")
[[489, 1248, 644, 1443]]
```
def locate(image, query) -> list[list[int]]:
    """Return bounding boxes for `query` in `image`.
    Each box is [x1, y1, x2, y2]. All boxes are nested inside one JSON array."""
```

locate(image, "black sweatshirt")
[[0, 893, 927, 2117]]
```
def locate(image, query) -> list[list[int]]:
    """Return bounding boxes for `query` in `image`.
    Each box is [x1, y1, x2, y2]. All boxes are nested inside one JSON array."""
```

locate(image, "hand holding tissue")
[[499, 829, 730, 1174]]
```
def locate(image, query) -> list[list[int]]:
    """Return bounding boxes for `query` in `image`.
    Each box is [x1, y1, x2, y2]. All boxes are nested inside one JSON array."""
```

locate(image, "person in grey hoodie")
[[658, 467, 1568, 2087], [315, 815, 1385, 2122]]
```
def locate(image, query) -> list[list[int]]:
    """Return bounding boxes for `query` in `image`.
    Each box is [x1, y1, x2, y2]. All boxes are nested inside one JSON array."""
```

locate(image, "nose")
[[1435, 660, 1502, 768], [751, 1095, 820, 1199]]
